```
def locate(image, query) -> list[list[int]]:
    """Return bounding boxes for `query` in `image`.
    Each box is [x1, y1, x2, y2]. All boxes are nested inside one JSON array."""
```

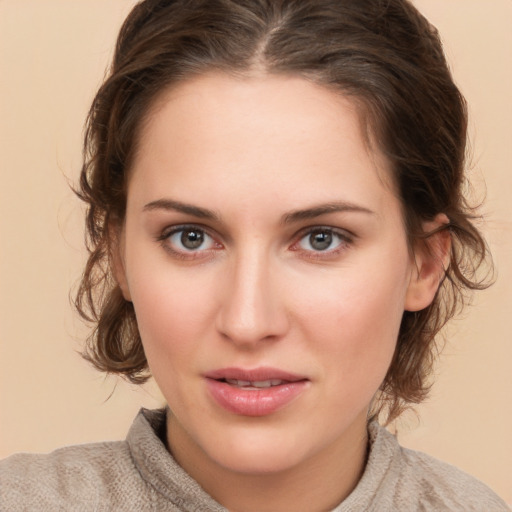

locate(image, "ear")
[[405, 214, 451, 312], [110, 224, 132, 302]]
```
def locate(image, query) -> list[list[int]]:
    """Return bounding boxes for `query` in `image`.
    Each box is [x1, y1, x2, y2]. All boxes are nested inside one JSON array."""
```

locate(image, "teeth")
[[225, 379, 284, 388], [252, 380, 272, 388], [226, 379, 251, 386]]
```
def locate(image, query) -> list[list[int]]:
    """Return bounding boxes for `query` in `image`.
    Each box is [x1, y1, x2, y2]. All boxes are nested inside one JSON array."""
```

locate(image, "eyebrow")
[[143, 199, 220, 221], [281, 202, 375, 224], [143, 198, 375, 224]]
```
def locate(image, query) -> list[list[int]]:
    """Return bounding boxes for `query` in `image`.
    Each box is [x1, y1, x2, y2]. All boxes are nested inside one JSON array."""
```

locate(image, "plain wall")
[[0, 0, 511, 504]]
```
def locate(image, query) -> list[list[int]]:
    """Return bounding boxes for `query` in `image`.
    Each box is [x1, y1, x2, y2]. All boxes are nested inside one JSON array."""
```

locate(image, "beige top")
[[0, 408, 509, 511]]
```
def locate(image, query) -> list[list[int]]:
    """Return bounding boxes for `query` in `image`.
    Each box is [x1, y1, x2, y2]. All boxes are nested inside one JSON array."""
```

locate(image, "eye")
[[170, 228, 210, 250], [160, 225, 219, 256], [295, 227, 351, 253]]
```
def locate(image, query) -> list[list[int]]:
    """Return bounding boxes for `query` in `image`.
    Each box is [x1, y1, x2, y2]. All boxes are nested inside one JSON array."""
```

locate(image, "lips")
[[204, 367, 309, 417]]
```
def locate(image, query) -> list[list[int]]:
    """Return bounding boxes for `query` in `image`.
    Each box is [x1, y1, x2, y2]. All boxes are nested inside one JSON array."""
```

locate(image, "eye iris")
[[310, 231, 332, 251], [181, 229, 204, 249]]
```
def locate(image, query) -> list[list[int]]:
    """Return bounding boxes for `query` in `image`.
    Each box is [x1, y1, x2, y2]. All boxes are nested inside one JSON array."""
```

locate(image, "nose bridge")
[[216, 242, 287, 346]]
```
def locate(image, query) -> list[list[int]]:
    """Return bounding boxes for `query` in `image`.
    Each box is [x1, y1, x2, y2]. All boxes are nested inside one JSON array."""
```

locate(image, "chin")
[[215, 445, 304, 475], [202, 423, 313, 475]]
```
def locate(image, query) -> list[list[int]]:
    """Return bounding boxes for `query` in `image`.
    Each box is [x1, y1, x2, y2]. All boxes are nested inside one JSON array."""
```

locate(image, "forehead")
[[129, 72, 398, 220]]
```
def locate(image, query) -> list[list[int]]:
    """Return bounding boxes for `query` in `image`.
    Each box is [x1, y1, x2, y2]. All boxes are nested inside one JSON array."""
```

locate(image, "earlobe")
[[405, 214, 451, 312], [110, 225, 132, 302]]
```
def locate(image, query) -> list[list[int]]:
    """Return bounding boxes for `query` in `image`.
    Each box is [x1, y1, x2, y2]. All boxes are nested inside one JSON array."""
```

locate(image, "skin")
[[115, 73, 445, 512]]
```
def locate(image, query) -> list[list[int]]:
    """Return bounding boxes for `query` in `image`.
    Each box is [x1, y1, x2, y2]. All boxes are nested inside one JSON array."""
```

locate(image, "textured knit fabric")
[[0, 408, 509, 511]]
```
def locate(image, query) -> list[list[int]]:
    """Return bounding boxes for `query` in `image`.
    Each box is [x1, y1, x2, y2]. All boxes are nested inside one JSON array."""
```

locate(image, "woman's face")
[[118, 73, 428, 476]]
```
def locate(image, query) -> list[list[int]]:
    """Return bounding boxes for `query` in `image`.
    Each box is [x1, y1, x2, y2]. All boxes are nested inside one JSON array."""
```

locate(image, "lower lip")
[[206, 379, 308, 416]]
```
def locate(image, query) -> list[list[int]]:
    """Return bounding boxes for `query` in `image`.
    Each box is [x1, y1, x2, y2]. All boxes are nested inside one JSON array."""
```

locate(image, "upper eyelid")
[[295, 225, 355, 240], [289, 226, 354, 254], [156, 225, 220, 254], [157, 225, 220, 259], [158, 223, 217, 240], [163, 222, 237, 246]]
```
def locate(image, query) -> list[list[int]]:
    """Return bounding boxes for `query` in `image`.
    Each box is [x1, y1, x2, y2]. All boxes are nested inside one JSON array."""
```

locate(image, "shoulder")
[[379, 426, 510, 511], [0, 440, 145, 510], [342, 423, 510, 511], [0, 409, 216, 512]]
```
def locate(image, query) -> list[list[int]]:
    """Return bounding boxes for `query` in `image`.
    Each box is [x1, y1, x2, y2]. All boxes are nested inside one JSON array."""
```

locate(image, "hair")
[[75, 0, 491, 423]]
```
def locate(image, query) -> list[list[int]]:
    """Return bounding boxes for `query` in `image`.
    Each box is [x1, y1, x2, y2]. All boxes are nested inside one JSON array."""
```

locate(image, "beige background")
[[1, 0, 511, 504]]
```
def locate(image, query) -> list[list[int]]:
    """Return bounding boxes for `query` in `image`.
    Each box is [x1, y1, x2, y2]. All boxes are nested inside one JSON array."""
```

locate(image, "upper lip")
[[204, 367, 307, 382]]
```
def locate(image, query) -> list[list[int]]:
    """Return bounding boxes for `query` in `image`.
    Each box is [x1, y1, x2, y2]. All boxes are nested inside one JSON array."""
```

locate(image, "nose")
[[215, 248, 289, 348]]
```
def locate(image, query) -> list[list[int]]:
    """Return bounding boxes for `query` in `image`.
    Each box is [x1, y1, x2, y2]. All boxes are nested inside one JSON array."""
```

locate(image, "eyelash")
[[157, 224, 222, 260], [156, 224, 354, 261], [290, 227, 354, 259]]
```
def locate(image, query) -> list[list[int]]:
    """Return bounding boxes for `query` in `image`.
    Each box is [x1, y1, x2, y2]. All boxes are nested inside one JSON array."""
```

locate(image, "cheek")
[[128, 268, 220, 410], [290, 257, 409, 380], [127, 258, 218, 364], [304, 279, 406, 418]]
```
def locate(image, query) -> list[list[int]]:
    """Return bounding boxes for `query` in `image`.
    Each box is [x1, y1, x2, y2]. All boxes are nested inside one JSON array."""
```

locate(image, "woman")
[[1, 0, 509, 510]]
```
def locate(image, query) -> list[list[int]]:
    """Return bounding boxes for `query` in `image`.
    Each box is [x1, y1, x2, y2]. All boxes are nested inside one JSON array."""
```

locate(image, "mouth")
[[222, 378, 289, 389], [204, 367, 309, 416]]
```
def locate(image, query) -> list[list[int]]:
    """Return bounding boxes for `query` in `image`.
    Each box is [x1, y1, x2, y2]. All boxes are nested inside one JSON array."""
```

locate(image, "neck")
[[166, 411, 369, 512]]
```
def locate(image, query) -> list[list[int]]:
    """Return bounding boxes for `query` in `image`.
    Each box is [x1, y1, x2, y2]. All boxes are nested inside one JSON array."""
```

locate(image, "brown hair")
[[75, 0, 491, 422]]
